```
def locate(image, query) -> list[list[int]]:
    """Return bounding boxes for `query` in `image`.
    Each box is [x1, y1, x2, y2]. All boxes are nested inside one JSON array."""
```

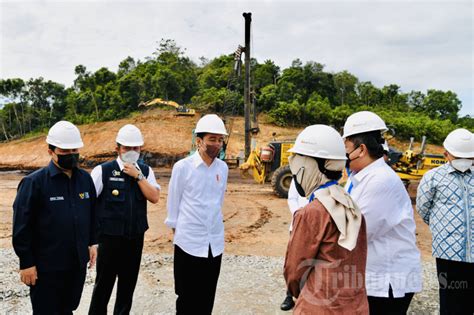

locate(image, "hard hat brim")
[[46, 139, 84, 149]]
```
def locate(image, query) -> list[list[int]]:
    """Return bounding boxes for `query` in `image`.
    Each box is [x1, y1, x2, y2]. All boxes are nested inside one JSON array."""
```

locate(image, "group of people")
[[12, 114, 228, 315], [11, 110, 473, 315], [281, 111, 473, 315]]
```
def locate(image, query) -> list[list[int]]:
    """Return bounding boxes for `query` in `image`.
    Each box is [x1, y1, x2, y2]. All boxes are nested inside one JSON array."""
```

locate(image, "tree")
[[407, 90, 425, 111], [118, 56, 136, 77], [257, 84, 278, 111], [0, 78, 26, 135], [422, 89, 462, 122], [334, 70, 358, 106], [382, 84, 400, 107], [356, 81, 382, 106], [253, 60, 280, 91]]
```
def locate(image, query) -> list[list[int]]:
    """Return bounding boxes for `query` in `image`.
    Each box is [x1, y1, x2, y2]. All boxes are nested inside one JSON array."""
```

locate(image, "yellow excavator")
[[138, 98, 195, 116], [241, 135, 447, 197], [388, 136, 447, 188], [240, 137, 294, 198]]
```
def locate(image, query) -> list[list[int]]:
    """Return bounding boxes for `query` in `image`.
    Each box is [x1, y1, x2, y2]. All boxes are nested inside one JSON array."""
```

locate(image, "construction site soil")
[[0, 108, 442, 313]]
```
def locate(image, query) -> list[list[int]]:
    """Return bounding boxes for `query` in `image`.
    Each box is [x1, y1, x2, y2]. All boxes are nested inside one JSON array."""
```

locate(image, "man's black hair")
[[196, 132, 207, 139], [347, 130, 385, 160], [48, 144, 56, 151]]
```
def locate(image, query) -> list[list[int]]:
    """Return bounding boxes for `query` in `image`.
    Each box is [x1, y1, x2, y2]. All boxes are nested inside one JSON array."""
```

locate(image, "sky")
[[1, 0, 473, 116]]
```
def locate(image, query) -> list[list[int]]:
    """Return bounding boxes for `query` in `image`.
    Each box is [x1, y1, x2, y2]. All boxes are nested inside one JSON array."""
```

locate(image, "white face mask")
[[450, 158, 473, 173], [121, 150, 140, 164]]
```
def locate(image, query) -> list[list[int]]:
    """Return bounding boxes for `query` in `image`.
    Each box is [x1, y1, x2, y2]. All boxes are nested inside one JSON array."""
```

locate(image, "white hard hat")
[[443, 128, 474, 158], [342, 111, 388, 138], [46, 120, 83, 149], [116, 124, 144, 146], [195, 114, 228, 135], [288, 124, 347, 160]]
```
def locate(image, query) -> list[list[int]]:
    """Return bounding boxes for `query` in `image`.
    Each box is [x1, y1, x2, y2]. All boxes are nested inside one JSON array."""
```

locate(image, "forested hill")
[[1, 39, 472, 144]]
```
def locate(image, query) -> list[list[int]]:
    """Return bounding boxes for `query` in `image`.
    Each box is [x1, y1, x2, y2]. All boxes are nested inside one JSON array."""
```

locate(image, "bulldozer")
[[240, 137, 294, 198], [388, 136, 447, 188], [138, 98, 196, 116]]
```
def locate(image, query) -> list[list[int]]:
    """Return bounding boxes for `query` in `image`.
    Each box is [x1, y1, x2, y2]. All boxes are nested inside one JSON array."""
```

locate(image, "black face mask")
[[57, 153, 79, 170], [292, 164, 307, 198], [345, 146, 360, 169], [292, 175, 306, 197]]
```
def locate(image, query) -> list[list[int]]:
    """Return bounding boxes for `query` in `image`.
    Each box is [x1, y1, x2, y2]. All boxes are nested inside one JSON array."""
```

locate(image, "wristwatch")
[[136, 172, 144, 181]]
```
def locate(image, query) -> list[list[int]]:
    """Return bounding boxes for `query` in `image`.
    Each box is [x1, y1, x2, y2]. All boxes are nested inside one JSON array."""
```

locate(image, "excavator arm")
[[138, 98, 195, 116]]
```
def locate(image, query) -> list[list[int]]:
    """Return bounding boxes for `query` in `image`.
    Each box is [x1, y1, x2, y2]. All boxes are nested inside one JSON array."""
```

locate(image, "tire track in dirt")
[[225, 201, 273, 243]]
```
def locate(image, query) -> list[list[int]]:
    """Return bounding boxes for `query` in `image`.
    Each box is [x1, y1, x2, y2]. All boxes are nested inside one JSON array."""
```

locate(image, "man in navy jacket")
[[13, 120, 97, 314]]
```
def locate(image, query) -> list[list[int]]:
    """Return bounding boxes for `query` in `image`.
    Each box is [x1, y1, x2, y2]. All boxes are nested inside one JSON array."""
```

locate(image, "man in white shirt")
[[343, 111, 422, 315], [89, 124, 160, 314], [280, 179, 308, 311], [165, 114, 228, 315]]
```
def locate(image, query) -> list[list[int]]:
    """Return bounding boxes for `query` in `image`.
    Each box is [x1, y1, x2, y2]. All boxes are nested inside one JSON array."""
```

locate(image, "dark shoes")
[[280, 295, 295, 311]]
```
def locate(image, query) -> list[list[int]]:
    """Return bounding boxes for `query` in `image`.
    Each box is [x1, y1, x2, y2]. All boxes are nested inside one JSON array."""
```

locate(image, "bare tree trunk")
[[90, 91, 99, 120], [1, 120, 9, 141], [12, 103, 23, 135], [20, 102, 27, 134]]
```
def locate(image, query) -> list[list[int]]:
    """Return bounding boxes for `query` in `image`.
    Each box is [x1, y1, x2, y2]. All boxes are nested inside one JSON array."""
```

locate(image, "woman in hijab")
[[284, 124, 368, 315]]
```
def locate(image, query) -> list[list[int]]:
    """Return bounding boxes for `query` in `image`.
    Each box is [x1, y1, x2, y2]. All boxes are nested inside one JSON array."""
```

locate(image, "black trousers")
[[88, 234, 144, 315], [368, 285, 414, 315], [30, 268, 86, 315], [436, 258, 474, 315], [174, 245, 222, 315]]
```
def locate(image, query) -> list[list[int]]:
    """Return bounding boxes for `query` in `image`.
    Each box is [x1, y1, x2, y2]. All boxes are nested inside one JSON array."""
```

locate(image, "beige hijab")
[[289, 154, 362, 251]]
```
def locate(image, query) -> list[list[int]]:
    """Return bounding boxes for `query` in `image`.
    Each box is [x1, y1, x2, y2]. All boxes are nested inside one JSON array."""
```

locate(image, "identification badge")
[[79, 192, 90, 199], [109, 177, 125, 182], [112, 170, 121, 177]]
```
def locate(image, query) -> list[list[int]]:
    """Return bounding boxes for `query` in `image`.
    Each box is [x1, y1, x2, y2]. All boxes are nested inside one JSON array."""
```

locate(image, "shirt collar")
[[445, 161, 458, 174], [116, 157, 125, 171], [192, 151, 218, 169], [48, 160, 63, 177], [444, 161, 473, 174], [48, 160, 77, 178], [351, 157, 386, 185], [192, 151, 205, 168]]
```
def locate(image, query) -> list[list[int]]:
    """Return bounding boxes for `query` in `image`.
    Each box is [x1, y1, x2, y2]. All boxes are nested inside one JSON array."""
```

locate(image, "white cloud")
[[0, 0, 472, 115]]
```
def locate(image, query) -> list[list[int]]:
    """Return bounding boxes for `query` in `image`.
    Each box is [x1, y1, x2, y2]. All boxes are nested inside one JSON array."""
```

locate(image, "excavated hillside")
[[0, 108, 444, 170], [0, 109, 303, 170]]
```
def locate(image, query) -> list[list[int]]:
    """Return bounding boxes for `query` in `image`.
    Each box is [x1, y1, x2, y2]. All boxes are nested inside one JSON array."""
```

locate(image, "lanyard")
[[308, 180, 339, 202], [347, 182, 354, 194]]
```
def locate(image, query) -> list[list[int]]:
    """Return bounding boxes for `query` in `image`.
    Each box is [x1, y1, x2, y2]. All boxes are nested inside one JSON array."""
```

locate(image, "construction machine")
[[388, 136, 447, 188], [240, 135, 447, 198], [240, 136, 294, 198], [138, 98, 195, 116]]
